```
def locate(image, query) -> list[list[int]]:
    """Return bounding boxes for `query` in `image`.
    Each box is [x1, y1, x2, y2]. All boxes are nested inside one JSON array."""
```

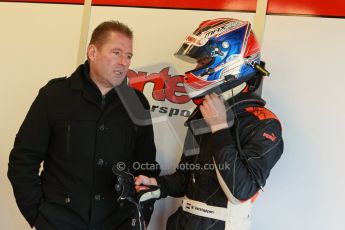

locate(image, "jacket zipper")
[[101, 95, 106, 110]]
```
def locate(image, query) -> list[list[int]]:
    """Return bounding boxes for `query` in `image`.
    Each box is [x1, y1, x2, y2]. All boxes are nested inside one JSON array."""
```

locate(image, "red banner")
[[268, 0, 345, 17], [92, 0, 257, 12], [2, 0, 83, 4], [3, 0, 345, 17]]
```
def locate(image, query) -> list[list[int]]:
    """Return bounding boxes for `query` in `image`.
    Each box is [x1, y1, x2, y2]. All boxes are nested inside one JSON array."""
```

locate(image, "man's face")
[[89, 31, 133, 89]]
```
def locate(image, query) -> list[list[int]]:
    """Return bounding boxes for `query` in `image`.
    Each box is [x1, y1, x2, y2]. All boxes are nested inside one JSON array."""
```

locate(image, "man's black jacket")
[[8, 63, 160, 230]]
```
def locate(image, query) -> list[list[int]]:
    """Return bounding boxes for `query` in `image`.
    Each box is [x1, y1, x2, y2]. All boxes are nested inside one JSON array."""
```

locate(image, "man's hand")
[[135, 175, 158, 192], [199, 93, 228, 133], [135, 175, 160, 204]]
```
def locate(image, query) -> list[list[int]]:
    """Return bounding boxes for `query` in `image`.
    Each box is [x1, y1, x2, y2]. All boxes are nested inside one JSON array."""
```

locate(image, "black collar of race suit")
[[184, 93, 266, 135], [230, 92, 266, 110]]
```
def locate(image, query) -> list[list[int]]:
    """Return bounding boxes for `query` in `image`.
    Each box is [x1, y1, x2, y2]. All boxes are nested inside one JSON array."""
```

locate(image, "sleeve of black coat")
[[7, 87, 50, 227], [131, 90, 161, 224], [211, 116, 284, 201]]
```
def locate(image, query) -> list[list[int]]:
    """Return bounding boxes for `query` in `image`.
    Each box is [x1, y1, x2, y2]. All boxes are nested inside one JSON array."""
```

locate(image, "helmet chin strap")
[[221, 82, 247, 100]]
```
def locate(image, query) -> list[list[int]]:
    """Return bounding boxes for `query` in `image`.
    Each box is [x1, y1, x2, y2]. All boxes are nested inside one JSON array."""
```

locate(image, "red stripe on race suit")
[[245, 107, 278, 121]]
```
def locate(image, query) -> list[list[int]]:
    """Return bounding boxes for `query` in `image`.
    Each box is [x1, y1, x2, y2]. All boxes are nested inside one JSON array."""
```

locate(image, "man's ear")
[[87, 44, 97, 61]]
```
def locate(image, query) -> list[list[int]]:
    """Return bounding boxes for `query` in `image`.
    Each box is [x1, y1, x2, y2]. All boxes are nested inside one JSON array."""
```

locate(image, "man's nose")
[[118, 55, 129, 66]]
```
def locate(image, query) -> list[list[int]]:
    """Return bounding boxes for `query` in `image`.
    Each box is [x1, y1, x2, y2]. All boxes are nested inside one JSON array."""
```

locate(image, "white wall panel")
[[0, 2, 83, 229], [256, 15, 345, 230]]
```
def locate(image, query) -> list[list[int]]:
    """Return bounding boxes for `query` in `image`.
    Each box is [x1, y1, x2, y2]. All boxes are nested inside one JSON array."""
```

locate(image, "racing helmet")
[[175, 18, 263, 99]]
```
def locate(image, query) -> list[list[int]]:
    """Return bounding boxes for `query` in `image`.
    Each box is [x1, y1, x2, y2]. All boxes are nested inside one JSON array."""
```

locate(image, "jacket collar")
[[70, 63, 85, 90], [70, 61, 128, 91], [69, 61, 124, 108]]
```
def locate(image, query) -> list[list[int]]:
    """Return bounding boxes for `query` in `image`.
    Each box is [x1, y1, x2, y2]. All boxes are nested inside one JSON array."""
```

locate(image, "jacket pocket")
[[50, 120, 72, 160]]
